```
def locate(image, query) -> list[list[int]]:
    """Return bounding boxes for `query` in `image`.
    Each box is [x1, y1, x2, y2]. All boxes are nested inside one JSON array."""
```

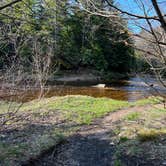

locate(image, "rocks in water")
[[162, 161, 166, 165], [93, 84, 106, 88]]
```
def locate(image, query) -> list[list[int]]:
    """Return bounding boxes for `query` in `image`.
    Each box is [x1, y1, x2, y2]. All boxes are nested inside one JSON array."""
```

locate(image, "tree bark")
[[151, 0, 166, 32]]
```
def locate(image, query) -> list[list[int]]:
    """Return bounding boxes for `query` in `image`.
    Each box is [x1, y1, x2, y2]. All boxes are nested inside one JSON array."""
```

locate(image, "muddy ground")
[[23, 104, 166, 166]]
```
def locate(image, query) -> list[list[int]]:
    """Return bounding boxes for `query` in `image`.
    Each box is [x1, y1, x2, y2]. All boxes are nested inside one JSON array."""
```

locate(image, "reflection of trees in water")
[[0, 75, 165, 102]]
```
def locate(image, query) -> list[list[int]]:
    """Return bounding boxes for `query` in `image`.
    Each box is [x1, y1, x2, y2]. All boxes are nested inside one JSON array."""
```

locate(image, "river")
[[0, 75, 165, 102]]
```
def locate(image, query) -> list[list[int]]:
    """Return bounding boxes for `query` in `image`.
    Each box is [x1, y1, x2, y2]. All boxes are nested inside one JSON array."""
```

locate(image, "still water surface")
[[0, 75, 165, 102]]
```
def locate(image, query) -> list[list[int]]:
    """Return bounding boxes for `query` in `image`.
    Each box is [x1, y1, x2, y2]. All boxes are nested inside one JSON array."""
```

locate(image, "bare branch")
[[105, 0, 166, 21], [0, 0, 23, 11], [151, 0, 166, 32]]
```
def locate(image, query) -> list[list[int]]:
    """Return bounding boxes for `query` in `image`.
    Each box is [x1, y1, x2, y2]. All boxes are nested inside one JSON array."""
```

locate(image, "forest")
[[0, 0, 136, 80], [0, 0, 165, 166]]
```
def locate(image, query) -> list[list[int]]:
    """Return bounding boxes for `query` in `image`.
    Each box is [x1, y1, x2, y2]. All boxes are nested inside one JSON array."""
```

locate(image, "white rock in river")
[[162, 161, 166, 165], [93, 84, 106, 88]]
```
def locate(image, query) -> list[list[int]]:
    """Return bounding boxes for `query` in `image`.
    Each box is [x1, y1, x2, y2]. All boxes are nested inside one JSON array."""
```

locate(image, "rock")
[[162, 161, 166, 165], [93, 84, 106, 88], [109, 142, 115, 146]]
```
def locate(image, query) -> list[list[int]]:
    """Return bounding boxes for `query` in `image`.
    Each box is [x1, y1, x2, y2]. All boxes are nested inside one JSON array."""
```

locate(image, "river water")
[[0, 75, 165, 102]]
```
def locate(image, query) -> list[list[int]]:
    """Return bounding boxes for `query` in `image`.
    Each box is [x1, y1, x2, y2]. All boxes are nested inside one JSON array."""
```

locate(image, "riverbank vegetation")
[[0, 95, 163, 165], [0, 0, 137, 83], [0, 0, 165, 166]]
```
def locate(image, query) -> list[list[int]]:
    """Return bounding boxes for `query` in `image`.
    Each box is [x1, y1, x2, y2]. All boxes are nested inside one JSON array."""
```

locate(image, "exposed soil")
[[24, 104, 166, 166]]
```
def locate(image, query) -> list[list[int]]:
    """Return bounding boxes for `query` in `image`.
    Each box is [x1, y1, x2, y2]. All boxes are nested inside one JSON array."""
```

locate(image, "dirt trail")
[[29, 104, 159, 166]]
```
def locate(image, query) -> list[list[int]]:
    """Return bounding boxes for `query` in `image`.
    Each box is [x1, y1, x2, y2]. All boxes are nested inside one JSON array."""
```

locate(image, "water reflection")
[[0, 76, 165, 102]]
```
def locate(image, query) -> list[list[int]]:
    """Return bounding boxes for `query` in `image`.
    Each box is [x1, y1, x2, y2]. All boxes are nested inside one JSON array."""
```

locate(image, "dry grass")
[[112, 105, 166, 165], [0, 95, 163, 165]]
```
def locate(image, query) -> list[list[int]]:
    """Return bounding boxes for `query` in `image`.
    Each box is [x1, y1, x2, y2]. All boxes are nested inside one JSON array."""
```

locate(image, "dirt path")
[[29, 104, 160, 166]]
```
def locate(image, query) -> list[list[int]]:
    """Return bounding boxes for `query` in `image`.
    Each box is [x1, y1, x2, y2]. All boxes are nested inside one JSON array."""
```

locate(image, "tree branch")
[[151, 0, 166, 32], [0, 0, 23, 11], [105, 0, 165, 21]]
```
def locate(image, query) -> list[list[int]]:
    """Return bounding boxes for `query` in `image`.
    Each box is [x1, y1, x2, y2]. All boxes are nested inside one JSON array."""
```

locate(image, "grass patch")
[[115, 106, 166, 141], [0, 95, 163, 165], [23, 95, 130, 124], [125, 112, 141, 121], [119, 136, 129, 143], [0, 101, 21, 114], [112, 105, 166, 165], [1, 95, 130, 165], [138, 128, 166, 142], [132, 96, 163, 106], [23, 95, 161, 124]]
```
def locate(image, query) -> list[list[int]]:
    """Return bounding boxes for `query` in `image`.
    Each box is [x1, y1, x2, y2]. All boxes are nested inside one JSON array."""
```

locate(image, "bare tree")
[[0, 18, 31, 131], [32, 36, 53, 99]]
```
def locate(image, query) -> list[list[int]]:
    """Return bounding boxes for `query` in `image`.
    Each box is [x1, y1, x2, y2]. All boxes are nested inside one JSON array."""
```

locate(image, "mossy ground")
[[112, 105, 166, 165], [0, 95, 164, 165]]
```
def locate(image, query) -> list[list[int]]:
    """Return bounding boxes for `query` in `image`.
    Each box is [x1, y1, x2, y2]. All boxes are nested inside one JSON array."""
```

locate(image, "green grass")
[[112, 105, 166, 164], [0, 95, 129, 165], [125, 112, 141, 121], [0, 95, 163, 165], [116, 107, 166, 141], [132, 96, 163, 106], [22, 95, 162, 124], [23, 95, 130, 124]]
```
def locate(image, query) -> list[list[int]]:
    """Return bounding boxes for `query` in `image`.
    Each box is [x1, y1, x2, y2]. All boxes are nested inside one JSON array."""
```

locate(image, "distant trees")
[[0, 0, 134, 76], [57, 1, 135, 73], [78, 0, 166, 89]]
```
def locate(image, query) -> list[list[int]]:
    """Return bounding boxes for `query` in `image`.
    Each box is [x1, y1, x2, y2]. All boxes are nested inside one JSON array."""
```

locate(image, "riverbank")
[[35, 103, 166, 166], [49, 69, 101, 86], [48, 69, 129, 86], [1, 73, 165, 103], [0, 95, 164, 165]]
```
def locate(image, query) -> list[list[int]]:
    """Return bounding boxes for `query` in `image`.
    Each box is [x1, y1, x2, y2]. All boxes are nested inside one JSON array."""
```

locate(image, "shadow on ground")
[[22, 131, 165, 166], [23, 134, 115, 166]]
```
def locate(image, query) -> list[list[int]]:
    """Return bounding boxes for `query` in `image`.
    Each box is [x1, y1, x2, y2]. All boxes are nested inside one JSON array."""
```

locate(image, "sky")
[[71, 0, 166, 33], [115, 0, 166, 33]]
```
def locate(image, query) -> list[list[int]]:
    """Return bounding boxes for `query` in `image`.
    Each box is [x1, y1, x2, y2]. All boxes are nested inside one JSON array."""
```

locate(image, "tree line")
[[0, 0, 135, 77]]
